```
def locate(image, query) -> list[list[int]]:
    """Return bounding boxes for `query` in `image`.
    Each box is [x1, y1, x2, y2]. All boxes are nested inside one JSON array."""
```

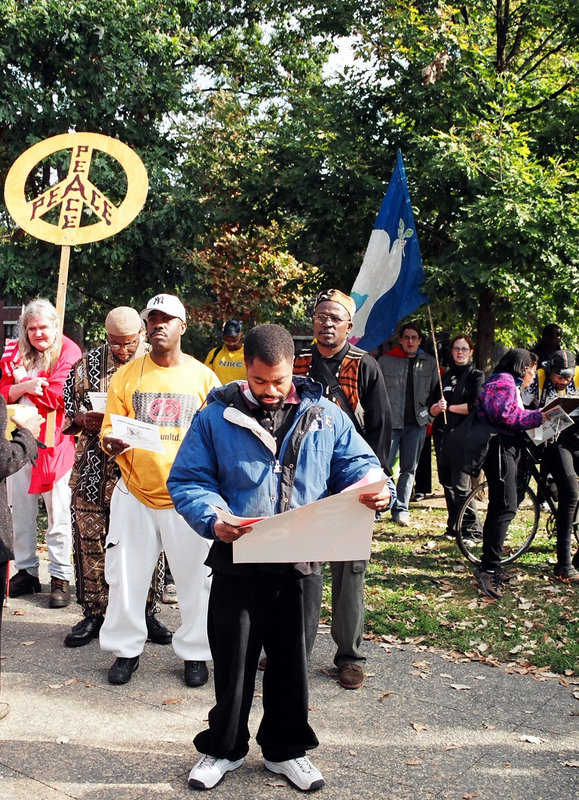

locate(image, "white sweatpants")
[[8, 462, 73, 581], [99, 480, 212, 661]]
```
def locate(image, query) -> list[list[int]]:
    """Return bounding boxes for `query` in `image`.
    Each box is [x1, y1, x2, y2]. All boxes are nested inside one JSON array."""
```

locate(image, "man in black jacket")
[[294, 289, 392, 690]]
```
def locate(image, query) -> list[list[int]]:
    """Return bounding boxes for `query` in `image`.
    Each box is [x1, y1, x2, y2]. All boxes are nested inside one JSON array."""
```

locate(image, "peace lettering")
[[29, 145, 115, 228]]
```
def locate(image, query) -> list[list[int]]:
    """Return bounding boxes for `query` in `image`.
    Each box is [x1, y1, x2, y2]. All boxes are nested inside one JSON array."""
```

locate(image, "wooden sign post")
[[4, 132, 149, 443]]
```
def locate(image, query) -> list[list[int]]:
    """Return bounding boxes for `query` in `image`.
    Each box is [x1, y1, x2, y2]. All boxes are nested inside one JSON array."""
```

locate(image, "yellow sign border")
[[4, 132, 148, 245]]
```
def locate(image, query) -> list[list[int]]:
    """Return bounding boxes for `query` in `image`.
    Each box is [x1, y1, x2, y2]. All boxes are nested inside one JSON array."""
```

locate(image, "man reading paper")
[[168, 323, 394, 793]]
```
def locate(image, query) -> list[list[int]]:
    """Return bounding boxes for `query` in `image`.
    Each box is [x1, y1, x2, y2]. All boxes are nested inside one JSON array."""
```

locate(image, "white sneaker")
[[188, 754, 244, 789], [264, 756, 325, 792], [161, 583, 178, 604]]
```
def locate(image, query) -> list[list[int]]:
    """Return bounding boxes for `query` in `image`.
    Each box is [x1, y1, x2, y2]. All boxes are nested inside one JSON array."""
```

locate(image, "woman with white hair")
[[0, 298, 81, 607]]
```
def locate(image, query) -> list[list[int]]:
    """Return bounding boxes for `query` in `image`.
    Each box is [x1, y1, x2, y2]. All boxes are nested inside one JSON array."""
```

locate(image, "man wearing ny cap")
[[99, 294, 221, 686], [293, 289, 393, 690], [532, 349, 579, 583], [205, 320, 246, 383], [62, 307, 171, 649]]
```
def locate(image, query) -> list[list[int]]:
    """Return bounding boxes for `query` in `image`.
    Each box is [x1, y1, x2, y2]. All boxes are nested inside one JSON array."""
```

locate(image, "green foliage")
[[333, 1, 579, 343], [0, 1, 577, 349]]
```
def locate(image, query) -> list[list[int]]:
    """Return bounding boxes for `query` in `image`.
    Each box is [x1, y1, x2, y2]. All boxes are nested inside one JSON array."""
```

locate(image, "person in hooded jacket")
[[168, 323, 394, 793], [473, 349, 545, 600]]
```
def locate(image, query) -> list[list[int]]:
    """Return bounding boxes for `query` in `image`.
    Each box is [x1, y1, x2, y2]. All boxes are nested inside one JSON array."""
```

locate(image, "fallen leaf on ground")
[[462, 793, 479, 799], [21, 641, 34, 646], [162, 697, 183, 705], [406, 759, 421, 765], [563, 761, 579, 767], [13, 609, 26, 616], [450, 684, 472, 691], [411, 722, 428, 731], [379, 691, 393, 701], [519, 734, 543, 744]]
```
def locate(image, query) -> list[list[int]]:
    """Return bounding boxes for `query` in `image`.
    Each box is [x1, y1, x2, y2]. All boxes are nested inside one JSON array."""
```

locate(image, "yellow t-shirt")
[[204, 343, 246, 384], [101, 353, 220, 508]]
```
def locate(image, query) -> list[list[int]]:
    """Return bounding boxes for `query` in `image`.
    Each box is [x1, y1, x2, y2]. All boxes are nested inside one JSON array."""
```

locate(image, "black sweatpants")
[[194, 570, 319, 763]]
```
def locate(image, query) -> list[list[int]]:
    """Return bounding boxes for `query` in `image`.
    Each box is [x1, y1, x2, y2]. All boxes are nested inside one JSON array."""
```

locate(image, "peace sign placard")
[[4, 132, 148, 245]]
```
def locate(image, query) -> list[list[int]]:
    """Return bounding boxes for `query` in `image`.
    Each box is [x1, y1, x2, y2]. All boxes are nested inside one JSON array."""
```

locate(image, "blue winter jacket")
[[168, 377, 387, 573]]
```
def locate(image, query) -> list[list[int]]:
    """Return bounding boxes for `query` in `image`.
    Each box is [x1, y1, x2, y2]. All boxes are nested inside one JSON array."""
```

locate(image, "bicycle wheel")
[[455, 480, 540, 565]]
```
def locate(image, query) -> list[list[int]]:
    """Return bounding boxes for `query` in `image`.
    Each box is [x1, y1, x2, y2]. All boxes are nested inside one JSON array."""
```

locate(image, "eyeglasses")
[[313, 313, 349, 325], [109, 338, 141, 352], [452, 346, 471, 352]]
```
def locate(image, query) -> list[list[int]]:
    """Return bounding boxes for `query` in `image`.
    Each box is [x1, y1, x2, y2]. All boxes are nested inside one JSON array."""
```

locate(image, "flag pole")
[[427, 304, 447, 425]]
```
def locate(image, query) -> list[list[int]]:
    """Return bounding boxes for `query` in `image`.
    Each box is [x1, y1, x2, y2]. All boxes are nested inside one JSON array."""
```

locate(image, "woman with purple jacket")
[[474, 349, 545, 599]]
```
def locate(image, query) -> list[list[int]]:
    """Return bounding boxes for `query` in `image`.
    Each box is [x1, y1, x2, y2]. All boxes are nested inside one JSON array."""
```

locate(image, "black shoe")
[[64, 615, 104, 648], [108, 656, 140, 685], [9, 569, 41, 597], [49, 577, 71, 608], [145, 614, 172, 645], [184, 660, 208, 687]]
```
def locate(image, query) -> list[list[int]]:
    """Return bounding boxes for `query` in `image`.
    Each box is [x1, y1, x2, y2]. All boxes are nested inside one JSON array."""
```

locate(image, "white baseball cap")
[[140, 294, 186, 323]]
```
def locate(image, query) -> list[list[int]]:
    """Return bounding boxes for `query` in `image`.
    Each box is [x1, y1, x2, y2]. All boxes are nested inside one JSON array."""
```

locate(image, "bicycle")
[[454, 439, 579, 565]]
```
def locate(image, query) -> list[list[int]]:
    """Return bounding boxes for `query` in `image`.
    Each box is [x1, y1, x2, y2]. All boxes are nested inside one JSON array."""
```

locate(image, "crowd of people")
[[0, 294, 577, 792]]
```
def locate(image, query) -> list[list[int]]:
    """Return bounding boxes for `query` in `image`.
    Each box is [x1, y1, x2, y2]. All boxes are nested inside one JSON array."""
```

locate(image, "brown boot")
[[49, 577, 71, 608]]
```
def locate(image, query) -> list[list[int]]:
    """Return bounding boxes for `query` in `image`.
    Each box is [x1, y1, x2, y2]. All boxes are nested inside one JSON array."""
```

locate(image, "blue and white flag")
[[349, 151, 428, 351]]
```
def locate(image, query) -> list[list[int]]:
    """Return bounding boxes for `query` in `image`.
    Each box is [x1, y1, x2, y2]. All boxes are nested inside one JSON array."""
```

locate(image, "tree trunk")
[[475, 288, 496, 374]]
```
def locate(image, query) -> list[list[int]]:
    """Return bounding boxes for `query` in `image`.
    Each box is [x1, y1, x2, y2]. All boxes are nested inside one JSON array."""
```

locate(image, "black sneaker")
[[474, 567, 503, 599], [184, 660, 209, 687], [108, 656, 140, 685]]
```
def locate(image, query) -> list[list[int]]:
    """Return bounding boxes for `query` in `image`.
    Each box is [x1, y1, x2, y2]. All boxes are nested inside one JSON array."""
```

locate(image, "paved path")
[[1, 559, 577, 800]]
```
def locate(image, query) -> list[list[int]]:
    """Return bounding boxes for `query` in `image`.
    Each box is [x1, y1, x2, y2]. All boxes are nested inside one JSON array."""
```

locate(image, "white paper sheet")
[[231, 477, 387, 563], [87, 392, 108, 413], [110, 414, 164, 453], [526, 404, 574, 444]]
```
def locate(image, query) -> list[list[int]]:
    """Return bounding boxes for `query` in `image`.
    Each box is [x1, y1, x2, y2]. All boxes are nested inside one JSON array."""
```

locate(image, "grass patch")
[[321, 499, 578, 675]]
